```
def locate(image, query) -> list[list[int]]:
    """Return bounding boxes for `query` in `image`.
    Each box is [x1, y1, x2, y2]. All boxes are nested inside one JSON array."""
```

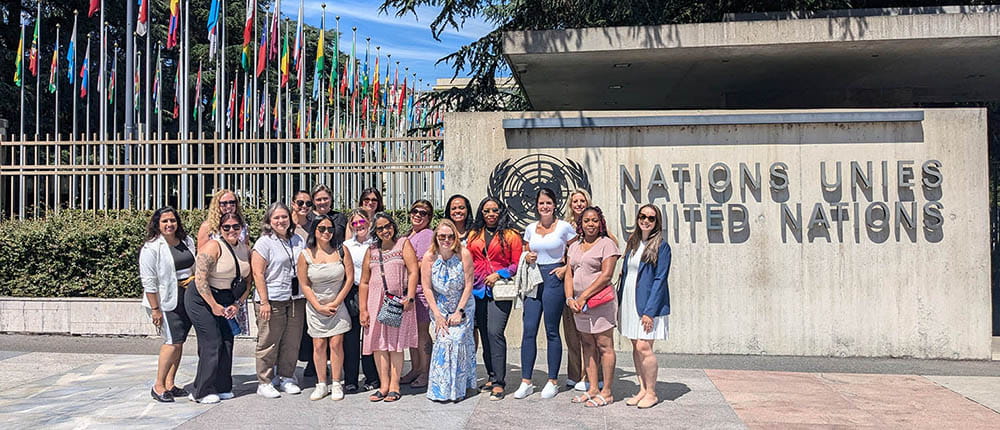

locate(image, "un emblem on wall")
[[488, 154, 592, 229]]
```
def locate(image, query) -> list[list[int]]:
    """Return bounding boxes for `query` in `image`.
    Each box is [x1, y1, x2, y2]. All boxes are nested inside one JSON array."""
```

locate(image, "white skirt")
[[619, 250, 669, 340]]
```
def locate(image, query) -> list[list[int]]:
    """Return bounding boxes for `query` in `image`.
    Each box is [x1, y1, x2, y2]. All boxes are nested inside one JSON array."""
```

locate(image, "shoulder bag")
[[375, 247, 404, 327]]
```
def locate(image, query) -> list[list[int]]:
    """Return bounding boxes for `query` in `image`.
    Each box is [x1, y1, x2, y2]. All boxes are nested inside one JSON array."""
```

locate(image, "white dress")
[[620, 241, 669, 340]]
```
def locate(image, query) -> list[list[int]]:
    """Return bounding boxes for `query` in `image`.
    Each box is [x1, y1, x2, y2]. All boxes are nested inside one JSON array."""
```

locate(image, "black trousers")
[[343, 288, 379, 386], [185, 284, 235, 399], [475, 296, 512, 388]]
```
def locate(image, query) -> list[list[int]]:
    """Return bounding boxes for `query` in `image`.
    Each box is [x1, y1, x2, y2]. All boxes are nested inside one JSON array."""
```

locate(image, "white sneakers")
[[540, 381, 559, 399], [573, 381, 605, 391], [279, 377, 302, 395], [329, 381, 345, 401], [513, 382, 535, 399], [566, 379, 578, 388], [188, 393, 221, 404], [257, 383, 281, 399], [310, 383, 329, 401], [217, 392, 235, 400]]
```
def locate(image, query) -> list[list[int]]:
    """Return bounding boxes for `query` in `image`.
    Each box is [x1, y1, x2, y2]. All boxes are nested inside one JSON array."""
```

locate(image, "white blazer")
[[139, 235, 196, 312]]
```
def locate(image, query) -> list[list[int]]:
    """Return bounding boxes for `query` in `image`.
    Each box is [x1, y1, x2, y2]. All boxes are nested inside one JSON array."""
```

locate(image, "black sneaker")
[[362, 381, 380, 391], [151, 387, 175, 403], [168, 386, 189, 398], [343, 383, 358, 394]]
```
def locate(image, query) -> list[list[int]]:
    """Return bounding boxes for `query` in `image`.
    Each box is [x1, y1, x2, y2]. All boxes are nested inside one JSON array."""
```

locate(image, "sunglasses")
[[362, 197, 380, 204], [482, 208, 500, 214], [221, 223, 242, 232], [219, 199, 237, 206], [410, 209, 430, 217], [436, 234, 456, 242], [638, 213, 657, 223], [317, 225, 335, 234], [294, 200, 314, 208], [374, 224, 392, 233], [351, 219, 368, 228]]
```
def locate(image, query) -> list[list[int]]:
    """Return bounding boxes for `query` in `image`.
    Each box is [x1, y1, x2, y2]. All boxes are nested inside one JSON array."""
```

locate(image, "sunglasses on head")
[[295, 199, 314, 208], [317, 225, 335, 234], [410, 209, 430, 217], [221, 223, 242, 232], [482, 208, 500, 214], [638, 213, 657, 223], [219, 199, 237, 206]]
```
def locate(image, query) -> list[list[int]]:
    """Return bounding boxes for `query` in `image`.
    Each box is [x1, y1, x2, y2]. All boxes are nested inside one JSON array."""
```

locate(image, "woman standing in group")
[[422, 220, 477, 402], [444, 194, 473, 243], [140, 207, 196, 403], [302, 184, 347, 377], [516, 188, 577, 400], [197, 189, 246, 251], [564, 206, 620, 407], [359, 213, 419, 403], [401, 200, 435, 388], [188, 212, 251, 404], [290, 190, 313, 239], [467, 197, 522, 401], [559, 189, 592, 391], [299, 215, 355, 401], [250, 203, 306, 399], [619, 204, 672, 410], [342, 209, 381, 393], [358, 187, 385, 219]]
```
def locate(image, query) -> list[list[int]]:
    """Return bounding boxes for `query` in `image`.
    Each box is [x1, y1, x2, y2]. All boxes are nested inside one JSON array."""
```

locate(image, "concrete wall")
[[444, 108, 991, 359]]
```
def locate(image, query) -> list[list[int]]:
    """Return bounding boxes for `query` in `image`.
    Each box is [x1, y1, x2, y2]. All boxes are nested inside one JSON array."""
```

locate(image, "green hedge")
[[0, 209, 424, 298]]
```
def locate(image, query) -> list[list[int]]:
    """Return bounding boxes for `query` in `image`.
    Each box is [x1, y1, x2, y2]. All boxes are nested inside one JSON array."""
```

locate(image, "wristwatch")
[[458, 308, 465, 315], [407, 297, 415, 304]]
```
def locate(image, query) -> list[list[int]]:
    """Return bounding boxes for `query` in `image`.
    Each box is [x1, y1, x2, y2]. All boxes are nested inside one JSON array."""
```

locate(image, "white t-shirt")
[[252, 233, 304, 302], [343, 237, 373, 285], [523, 220, 577, 265]]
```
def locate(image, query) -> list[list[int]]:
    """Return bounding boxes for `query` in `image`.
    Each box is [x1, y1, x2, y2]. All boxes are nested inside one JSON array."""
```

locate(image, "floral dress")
[[426, 254, 477, 401]]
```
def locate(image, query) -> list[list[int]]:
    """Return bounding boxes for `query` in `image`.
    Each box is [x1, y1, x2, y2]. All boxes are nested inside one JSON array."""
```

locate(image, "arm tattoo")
[[195, 253, 217, 298]]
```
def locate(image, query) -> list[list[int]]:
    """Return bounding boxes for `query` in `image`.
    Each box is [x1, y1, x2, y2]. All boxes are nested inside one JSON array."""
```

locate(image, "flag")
[[258, 89, 267, 127], [211, 79, 218, 121], [108, 54, 116, 105], [152, 51, 160, 112], [193, 62, 202, 119], [79, 39, 90, 98], [167, 0, 180, 49], [293, 1, 304, 82], [269, 2, 280, 60], [48, 39, 59, 93], [348, 34, 355, 94], [226, 79, 237, 129], [255, 12, 268, 77], [361, 48, 369, 97], [207, 0, 220, 57], [339, 62, 348, 95], [242, 0, 254, 70], [137, 0, 149, 36], [239, 79, 249, 131], [372, 54, 380, 108], [134, 50, 141, 110], [280, 30, 290, 87], [272, 88, 280, 131], [173, 61, 180, 117], [13, 26, 23, 87], [28, 15, 39, 77], [313, 21, 325, 99], [89, 0, 99, 17], [398, 76, 406, 114], [67, 21, 76, 84]]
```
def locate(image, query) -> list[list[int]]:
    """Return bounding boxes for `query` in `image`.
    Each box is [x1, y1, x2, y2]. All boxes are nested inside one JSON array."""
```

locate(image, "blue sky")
[[278, 0, 494, 90]]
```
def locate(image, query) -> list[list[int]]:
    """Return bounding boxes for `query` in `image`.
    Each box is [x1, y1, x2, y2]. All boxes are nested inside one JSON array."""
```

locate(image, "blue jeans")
[[521, 263, 565, 380]]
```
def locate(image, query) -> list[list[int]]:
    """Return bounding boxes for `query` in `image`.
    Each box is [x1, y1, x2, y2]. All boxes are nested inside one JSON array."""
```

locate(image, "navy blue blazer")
[[617, 241, 671, 318]]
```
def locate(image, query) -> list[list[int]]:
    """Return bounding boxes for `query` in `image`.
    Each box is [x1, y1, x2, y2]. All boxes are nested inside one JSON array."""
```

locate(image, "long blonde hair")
[[205, 189, 245, 236], [564, 189, 593, 223]]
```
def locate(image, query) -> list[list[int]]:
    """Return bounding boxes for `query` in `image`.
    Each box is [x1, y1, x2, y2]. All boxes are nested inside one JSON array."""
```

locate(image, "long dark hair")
[[468, 197, 513, 248], [624, 204, 664, 265], [358, 187, 385, 213], [306, 214, 344, 250], [370, 212, 400, 246], [145, 207, 188, 242], [444, 194, 473, 232]]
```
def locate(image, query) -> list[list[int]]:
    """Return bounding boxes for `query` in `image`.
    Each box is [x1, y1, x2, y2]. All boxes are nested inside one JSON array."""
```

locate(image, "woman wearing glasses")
[[619, 204, 672, 409], [197, 189, 247, 251], [290, 190, 313, 240], [359, 213, 419, 403], [358, 187, 385, 220], [299, 215, 355, 401], [302, 184, 348, 377], [188, 212, 251, 404], [422, 220, 477, 401], [342, 209, 380, 393], [467, 197, 523, 400], [401, 200, 435, 388]]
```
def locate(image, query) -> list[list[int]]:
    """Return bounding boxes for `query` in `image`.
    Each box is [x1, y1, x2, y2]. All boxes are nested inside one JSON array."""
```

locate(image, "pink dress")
[[408, 228, 434, 324], [363, 239, 419, 354], [567, 236, 621, 334]]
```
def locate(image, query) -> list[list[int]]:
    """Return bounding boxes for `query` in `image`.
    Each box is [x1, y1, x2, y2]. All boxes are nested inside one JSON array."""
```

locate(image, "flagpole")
[[100, 1, 105, 141], [145, 8, 151, 140], [19, 22, 25, 140], [253, 3, 259, 140], [85, 34, 91, 140], [54, 24, 60, 139], [125, 0, 135, 142], [113, 43, 118, 141], [72, 11, 79, 140], [35, 1, 41, 139], [334, 17, 340, 139]]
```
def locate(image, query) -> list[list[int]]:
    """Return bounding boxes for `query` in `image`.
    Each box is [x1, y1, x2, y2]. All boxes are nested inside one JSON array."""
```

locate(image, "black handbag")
[[222, 240, 248, 300], [374, 247, 404, 327]]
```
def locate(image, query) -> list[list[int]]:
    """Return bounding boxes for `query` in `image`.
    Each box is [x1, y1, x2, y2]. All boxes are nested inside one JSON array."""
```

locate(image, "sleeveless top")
[[207, 238, 251, 290]]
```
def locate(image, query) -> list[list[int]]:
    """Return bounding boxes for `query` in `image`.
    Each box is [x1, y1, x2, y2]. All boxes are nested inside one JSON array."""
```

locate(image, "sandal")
[[571, 392, 593, 404], [479, 382, 494, 392], [369, 391, 387, 402], [584, 394, 612, 408], [636, 397, 658, 409], [409, 379, 428, 389], [625, 395, 642, 406], [384, 391, 402, 402], [489, 388, 505, 401]]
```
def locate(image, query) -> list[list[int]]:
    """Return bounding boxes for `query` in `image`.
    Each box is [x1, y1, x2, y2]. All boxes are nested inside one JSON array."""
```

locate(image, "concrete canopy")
[[502, 6, 1000, 110]]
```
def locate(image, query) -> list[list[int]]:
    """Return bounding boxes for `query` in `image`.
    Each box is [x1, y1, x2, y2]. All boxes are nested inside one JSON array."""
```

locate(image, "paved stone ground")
[[0, 335, 999, 429]]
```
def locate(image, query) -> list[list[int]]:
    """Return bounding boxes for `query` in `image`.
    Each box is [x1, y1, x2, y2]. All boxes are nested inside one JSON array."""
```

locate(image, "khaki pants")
[[562, 305, 584, 382], [255, 299, 306, 385]]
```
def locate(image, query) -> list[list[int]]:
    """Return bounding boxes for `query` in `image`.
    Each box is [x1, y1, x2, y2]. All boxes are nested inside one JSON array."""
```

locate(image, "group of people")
[[139, 185, 671, 409]]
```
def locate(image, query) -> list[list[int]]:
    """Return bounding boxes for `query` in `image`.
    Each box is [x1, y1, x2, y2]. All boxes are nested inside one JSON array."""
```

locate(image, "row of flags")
[[12, 0, 439, 140]]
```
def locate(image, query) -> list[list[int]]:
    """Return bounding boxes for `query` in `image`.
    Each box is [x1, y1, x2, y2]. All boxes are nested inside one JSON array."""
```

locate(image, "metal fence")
[[0, 134, 444, 218]]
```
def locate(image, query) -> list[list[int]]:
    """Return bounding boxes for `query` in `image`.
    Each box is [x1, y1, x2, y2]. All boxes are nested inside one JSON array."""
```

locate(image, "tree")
[[380, 0, 991, 112]]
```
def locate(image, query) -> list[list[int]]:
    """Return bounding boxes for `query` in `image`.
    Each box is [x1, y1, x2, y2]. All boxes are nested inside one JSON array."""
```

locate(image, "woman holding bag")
[[564, 206, 620, 408], [359, 213, 419, 403]]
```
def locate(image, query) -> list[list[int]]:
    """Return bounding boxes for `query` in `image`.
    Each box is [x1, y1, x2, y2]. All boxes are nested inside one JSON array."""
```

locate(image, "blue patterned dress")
[[426, 254, 477, 401]]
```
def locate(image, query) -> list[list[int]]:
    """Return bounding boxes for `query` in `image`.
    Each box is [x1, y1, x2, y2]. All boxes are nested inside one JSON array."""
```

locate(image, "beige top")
[[207, 238, 251, 290]]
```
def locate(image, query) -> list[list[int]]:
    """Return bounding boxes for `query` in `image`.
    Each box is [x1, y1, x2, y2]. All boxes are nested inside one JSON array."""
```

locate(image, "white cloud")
[[281, 0, 492, 40]]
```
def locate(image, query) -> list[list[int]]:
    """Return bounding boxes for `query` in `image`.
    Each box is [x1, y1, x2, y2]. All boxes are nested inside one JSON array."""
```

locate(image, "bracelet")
[[150, 307, 160, 311]]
